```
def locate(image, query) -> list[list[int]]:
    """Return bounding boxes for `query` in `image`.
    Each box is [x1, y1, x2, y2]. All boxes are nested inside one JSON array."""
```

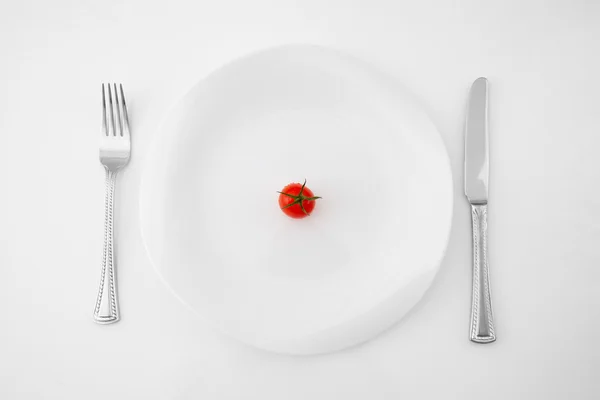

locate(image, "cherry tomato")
[[278, 180, 321, 219]]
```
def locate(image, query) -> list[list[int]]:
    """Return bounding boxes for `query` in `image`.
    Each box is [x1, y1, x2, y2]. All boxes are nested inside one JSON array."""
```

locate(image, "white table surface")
[[1, 0, 599, 399]]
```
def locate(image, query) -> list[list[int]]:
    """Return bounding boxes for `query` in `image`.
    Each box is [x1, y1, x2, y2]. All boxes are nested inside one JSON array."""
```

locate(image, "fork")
[[93, 83, 131, 324]]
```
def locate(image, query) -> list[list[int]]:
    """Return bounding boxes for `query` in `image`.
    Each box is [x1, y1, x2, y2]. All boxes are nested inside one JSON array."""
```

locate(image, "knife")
[[464, 77, 496, 343]]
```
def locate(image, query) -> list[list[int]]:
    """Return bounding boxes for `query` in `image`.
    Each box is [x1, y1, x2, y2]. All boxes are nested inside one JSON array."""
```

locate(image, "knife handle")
[[469, 204, 496, 343]]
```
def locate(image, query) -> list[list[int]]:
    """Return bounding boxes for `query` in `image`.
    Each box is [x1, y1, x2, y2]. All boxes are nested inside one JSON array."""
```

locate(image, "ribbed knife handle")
[[469, 204, 495, 343]]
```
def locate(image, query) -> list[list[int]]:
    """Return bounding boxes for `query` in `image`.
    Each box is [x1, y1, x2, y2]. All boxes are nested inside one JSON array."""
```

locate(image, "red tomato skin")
[[278, 183, 317, 219]]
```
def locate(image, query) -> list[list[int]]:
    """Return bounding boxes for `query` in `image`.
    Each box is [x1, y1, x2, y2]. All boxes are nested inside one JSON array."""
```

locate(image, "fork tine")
[[107, 83, 115, 136], [101, 84, 108, 136], [119, 84, 130, 139], [113, 83, 122, 137]]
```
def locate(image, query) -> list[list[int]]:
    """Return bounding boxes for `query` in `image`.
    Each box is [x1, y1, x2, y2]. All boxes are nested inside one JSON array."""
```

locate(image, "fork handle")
[[94, 169, 120, 324], [469, 204, 495, 343]]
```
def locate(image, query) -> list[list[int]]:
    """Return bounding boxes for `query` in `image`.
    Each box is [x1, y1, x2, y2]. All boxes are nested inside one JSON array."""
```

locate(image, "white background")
[[1, 0, 599, 399]]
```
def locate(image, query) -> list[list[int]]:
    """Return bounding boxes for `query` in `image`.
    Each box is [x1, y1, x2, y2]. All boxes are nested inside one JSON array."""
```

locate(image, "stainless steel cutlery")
[[464, 77, 496, 343], [94, 83, 131, 324]]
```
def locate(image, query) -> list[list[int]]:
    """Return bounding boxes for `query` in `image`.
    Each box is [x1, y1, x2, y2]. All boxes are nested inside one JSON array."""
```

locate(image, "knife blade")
[[464, 77, 489, 204]]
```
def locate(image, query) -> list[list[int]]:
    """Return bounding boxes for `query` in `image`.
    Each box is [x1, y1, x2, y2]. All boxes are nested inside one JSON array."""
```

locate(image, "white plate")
[[140, 45, 453, 355]]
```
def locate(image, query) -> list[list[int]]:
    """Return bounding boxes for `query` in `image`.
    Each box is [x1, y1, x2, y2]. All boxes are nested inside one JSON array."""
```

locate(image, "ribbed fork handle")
[[469, 204, 495, 343], [94, 169, 120, 324]]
